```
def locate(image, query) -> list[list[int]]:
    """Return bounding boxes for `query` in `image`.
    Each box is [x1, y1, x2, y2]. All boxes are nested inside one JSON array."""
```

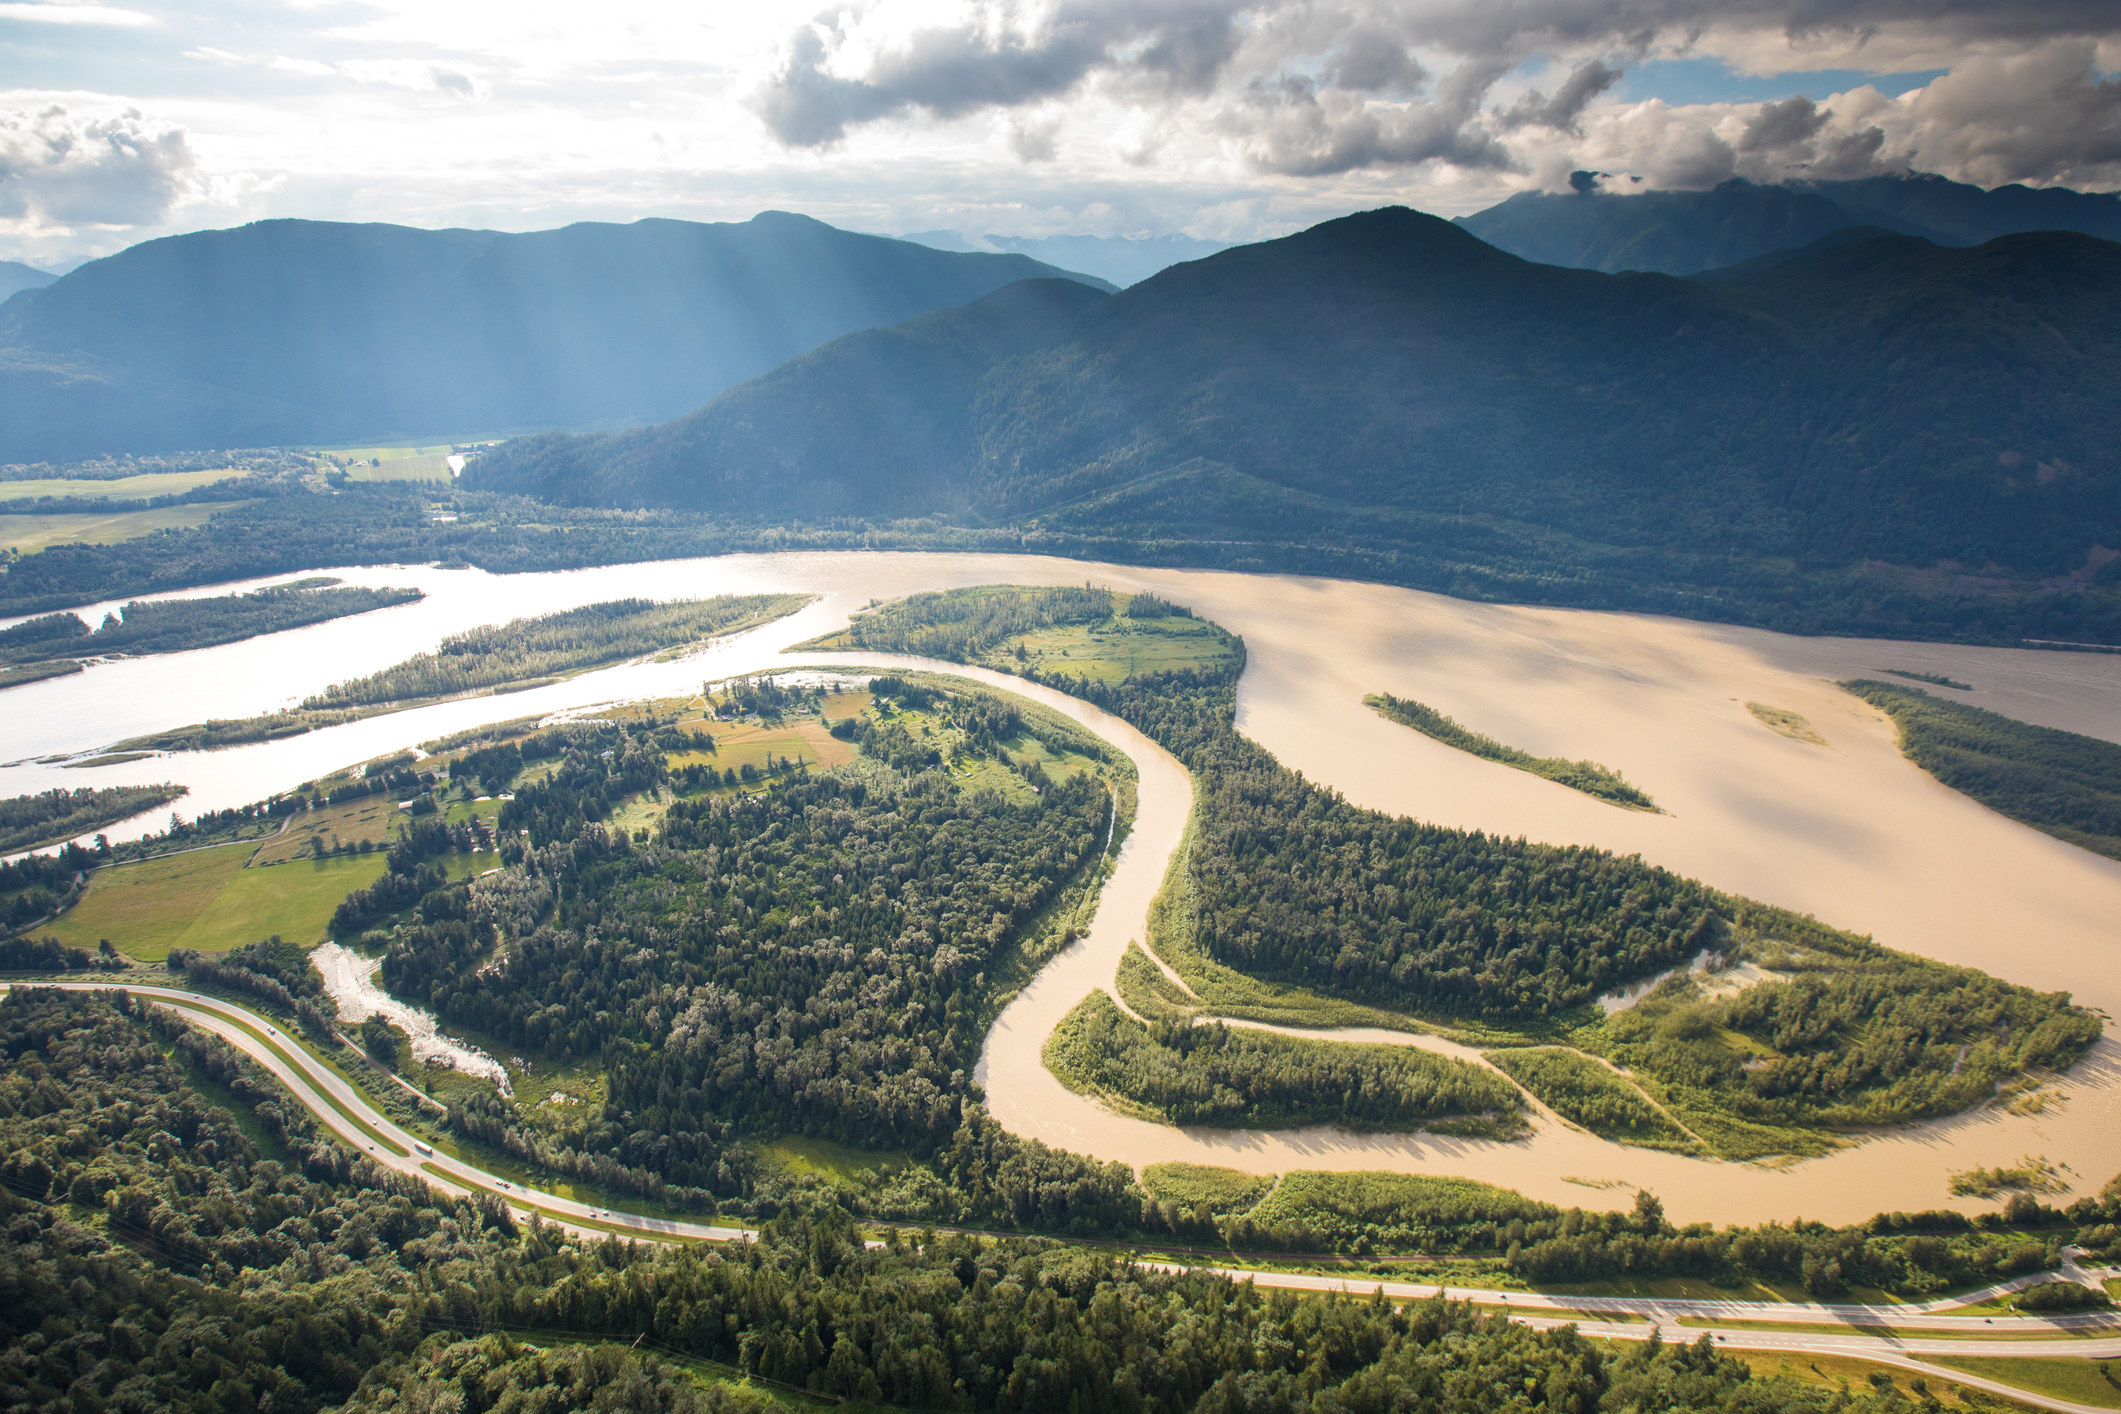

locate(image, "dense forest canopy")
[[7, 987, 2116, 1413], [833, 586, 2099, 1160]]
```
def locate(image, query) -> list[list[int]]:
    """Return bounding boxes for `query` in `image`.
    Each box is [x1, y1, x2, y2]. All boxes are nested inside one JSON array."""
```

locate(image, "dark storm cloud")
[[756, 1, 1246, 146], [750, 0, 2121, 189]]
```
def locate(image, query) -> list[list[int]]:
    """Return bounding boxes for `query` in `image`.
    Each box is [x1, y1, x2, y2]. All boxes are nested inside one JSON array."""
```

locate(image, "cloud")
[[747, 0, 2121, 196], [754, 2, 1246, 147], [1887, 40, 2121, 188], [0, 107, 195, 229], [1500, 59, 1623, 134], [0, 3, 153, 26], [1006, 112, 1062, 162], [339, 58, 491, 99]]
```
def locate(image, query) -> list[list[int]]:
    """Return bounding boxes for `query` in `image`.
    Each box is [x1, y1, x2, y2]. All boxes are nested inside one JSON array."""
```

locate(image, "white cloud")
[[0, 106, 195, 230], [0, 3, 153, 27]]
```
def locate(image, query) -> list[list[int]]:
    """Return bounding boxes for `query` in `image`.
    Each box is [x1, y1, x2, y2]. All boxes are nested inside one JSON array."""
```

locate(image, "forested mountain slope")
[[0, 213, 1109, 461], [1455, 172, 2121, 275], [469, 209, 2121, 627]]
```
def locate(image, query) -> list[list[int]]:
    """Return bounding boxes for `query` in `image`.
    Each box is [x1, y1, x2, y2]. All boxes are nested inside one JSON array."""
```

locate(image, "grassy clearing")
[[1747, 701, 1827, 745], [348, 454, 452, 482], [0, 503, 234, 556], [1722, 1351, 1993, 1410], [170, 853, 391, 953], [42, 840, 390, 960], [0, 469, 245, 502], [1365, 692, 1657, 811], [799, 585, 1242, 685], [1140, 1163, 1277, 1216], [1925, 1354, 2121, 1409], [757, 1136, 911, 1187], [251, 795, 404, 864]]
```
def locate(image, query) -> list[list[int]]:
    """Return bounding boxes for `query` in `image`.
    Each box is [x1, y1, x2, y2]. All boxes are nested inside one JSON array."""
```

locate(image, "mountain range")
[[897, 231, 1231, 287], [1456, 172, 2121, 275], [0, 261, 54, 303], [0, 214, 1108, 463], [469, 208, 2121, 602]]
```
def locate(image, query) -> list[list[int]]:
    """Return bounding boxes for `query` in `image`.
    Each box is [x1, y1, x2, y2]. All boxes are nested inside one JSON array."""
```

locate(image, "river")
[[8, 550, 2121, 1224]]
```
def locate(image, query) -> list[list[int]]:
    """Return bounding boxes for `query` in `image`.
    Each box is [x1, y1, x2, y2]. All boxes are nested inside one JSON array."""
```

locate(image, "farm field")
[[42, 838, 389, 960], [250, 794, 405, 863], [0, 504, 235, 555], [0, 469, 246, 502]]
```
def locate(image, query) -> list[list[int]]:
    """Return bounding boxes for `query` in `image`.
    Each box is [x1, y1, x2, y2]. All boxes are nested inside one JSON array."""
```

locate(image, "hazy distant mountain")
[[0, 213, 1111, 462], [0, 261, 55, 302], [472, 208, 2121, 593], [1456, 172, 2121, 276], [1455, 177, 1951, 274], [898, 231, 1229, 287], [1806, 173, 2121, 246]]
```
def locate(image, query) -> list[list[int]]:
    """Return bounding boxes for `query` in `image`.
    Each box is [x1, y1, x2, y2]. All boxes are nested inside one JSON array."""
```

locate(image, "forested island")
[[824, 586, 2100, 1162], [0, 783, 187, 854], [1365, 692, 1657, 809], [1846, 678, 2121, 859], [0, 579, 422, 690], [75, 594, 809, 758]]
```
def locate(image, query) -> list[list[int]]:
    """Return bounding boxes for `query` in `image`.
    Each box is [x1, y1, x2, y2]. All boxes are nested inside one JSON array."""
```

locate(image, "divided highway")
[[16, 979, 2121, 1414]]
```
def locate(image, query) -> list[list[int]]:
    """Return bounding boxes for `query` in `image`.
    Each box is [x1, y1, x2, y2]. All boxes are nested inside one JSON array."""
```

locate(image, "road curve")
[[12, 977, 2121, 1414]]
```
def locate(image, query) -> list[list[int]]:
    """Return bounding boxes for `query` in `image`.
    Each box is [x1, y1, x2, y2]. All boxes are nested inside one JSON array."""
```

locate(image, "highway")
[[18, 979, 2121, 1414]]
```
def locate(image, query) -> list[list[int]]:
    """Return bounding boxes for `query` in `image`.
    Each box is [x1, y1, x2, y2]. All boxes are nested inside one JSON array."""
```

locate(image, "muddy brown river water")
[[8, 552, 2120, 1223]]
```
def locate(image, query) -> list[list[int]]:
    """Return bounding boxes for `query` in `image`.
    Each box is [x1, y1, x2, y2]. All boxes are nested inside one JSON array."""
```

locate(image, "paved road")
[[19, 979, 2121, 1414]]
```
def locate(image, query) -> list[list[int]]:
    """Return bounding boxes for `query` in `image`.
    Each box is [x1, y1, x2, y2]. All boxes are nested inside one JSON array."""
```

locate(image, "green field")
[[1925, 1353, 2121, 1409], [43, 842, 389, 960], [0, 504, 235, 556], [0, 469, 245, 502], [1139, 1163, 1277, 1216], [348, 454, 453, 482]]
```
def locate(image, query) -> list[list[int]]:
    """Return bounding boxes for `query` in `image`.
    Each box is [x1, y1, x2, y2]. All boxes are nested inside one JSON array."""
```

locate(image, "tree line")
[[3, 986, 2046, 1414]]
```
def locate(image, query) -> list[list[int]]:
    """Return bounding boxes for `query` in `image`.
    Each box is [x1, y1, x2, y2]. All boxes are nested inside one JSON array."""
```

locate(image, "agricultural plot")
[[43, 841, 389, 960]]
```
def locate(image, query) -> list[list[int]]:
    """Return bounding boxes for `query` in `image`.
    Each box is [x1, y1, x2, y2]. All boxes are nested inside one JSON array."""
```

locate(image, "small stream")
[[312, 941, 512, 1094]]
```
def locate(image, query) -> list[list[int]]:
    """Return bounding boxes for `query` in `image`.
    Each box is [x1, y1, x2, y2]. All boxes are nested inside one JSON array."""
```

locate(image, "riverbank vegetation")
[[1485, 1047, 1693, 1149], [1366, 692, 1657, 810], [0, 783, 186, 854], [836, 585, 2101, 1160], [0, 580, 421, 687], [308, 594, 807, 709], [13, 990, 2058, 1414], [1845, 678, 2121, 860], [349, 679, 1145, 1230], [1044, 990, 1526, 1134], [73, 594, 809, 762], [804, 582, 1243, 682]]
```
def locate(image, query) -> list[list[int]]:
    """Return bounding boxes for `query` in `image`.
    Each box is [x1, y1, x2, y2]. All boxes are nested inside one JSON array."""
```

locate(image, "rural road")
[[13, 977, 2121, 1414]]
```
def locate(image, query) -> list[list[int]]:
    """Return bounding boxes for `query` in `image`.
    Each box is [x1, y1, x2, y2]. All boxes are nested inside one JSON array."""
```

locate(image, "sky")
[[2, 0, 2118, 269]]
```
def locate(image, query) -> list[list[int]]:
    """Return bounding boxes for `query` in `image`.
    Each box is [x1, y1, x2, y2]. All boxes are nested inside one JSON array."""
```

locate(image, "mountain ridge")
[[1455, 172, 2121, 275], [467, 206, 2121, 599], [0, 212, 1111, 462]]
